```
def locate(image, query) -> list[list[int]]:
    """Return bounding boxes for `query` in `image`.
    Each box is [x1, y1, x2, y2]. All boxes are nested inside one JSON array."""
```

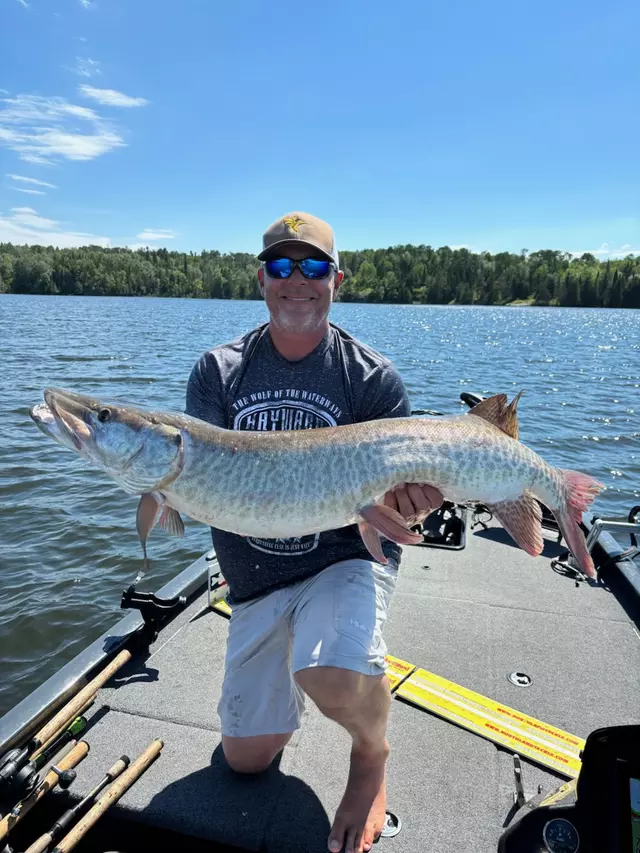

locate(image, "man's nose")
[[289, 267, 307, 285]]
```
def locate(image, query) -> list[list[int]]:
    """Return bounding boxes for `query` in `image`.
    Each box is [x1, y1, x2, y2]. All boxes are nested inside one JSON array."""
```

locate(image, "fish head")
[[32, 388, 185, 494]]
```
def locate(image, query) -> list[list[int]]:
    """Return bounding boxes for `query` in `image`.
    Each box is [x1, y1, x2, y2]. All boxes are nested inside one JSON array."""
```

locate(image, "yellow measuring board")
[[384, 655, 416, 693], [397, 668, 585, 778], [212, 599, 232, 617]]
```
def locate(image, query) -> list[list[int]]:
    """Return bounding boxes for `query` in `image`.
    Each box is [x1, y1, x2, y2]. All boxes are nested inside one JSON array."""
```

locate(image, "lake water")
[[0, 295, 638, 716]]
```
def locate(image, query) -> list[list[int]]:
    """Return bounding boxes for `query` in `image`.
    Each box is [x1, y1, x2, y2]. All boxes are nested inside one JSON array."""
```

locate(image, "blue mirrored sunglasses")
[[264, 257, 334, 280]]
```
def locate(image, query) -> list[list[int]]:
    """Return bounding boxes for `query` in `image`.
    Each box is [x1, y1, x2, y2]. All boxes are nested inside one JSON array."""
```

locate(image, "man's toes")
[[328, 826, 344, 853], [328, 836, 342, 853], [363, 826, 374, 851], [346, 827, 362, 853]]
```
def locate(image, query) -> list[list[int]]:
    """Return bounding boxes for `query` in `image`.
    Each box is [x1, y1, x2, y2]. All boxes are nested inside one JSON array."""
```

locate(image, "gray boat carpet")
[[48, 523, 640, 853]]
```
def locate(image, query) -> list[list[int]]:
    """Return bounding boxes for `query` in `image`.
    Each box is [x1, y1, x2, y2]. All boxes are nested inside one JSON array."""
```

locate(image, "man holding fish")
[[31, 215, 602, 853], [185, 212, 443, 853]]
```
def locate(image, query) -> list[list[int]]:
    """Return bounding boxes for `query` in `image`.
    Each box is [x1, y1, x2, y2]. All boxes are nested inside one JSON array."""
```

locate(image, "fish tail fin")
[[553, 470, 604, 578]]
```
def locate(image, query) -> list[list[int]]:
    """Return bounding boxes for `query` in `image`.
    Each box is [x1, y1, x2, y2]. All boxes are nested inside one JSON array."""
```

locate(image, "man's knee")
[[295, 666, 390, 720], [222, 732, 292, 774]]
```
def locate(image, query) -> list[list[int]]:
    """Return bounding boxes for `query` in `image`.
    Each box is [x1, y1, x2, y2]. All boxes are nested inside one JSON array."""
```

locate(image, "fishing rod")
[[0, 742, 89, 844], [0, 648, 130, 786], [21, 755, 130, 853], [27, 650, 131, 756], [0, 718, 88, 802], [50, 739, 163, 853]]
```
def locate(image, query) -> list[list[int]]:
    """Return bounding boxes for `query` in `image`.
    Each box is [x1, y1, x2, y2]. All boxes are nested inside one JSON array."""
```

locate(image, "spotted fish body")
[[30, 389, 603, 577]]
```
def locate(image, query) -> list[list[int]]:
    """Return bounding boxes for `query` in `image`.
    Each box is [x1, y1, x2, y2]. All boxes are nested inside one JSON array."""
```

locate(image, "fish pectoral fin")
[[159, 506, 185, 538], [136, 493, 162, 545], [485, 492, 543, 556], [359, 504, 424, 546], [358, 520, 388, 564], [136, 492, 163, 575]]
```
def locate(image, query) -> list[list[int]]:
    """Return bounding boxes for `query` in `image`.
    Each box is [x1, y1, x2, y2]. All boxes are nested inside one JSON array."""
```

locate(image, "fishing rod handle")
[[78, 755, 131, 808], [105, 756, 130, 782], [22, 755, 130, 853], [51, 739, 163, 853], [31, 700, 94, 762], [22, 831, 53, 853], [0, 741, 90, 842], [34, 650, 131, 749]]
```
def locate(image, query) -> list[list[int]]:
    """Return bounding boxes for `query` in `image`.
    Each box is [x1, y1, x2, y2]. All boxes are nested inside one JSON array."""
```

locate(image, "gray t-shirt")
[[185, 322, 411, 602]]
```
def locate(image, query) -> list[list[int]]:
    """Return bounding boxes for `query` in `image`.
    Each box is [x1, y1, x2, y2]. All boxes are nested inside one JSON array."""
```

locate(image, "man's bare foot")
[[328, 742, 389, 853]]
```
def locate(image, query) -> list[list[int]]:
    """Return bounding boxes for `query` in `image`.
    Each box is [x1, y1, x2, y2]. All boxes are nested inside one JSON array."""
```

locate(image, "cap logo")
[[283, 215, 305, 234]]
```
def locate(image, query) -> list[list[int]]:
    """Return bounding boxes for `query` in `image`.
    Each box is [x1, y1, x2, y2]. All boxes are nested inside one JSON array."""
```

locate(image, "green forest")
[[1, 242, 639, 307]]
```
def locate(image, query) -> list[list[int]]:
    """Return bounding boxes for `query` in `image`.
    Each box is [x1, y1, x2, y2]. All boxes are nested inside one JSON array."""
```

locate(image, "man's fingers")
[[394, 485, 418, 524], [417, 484, 445, 512], [382, 484, 445, 527], [406, 483, 434, 514], [383, 490, 399, 512]]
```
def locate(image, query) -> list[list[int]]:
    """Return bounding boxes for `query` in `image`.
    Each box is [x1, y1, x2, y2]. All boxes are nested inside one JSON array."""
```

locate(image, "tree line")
[[1, 242, 638, 307]]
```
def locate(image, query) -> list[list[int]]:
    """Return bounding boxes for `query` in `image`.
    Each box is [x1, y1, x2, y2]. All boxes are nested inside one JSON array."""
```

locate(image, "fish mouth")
[[29, 399, 78, 452], [34, 388, 96, 451]]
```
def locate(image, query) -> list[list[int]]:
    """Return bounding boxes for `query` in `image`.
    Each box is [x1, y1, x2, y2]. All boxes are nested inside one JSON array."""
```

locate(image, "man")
[[186, 212, 443, 853]]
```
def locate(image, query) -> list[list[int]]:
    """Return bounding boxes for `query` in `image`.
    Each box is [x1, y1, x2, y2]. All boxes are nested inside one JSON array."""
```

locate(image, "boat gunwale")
[[0, 551, 216, 756]]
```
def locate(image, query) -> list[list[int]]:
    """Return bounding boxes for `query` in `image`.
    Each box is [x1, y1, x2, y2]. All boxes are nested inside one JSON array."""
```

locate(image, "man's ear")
[[257, 266, 265, 296], [334, 269, 345, 292]]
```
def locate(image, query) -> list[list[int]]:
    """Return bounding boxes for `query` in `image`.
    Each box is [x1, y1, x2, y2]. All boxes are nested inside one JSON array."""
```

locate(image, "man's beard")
[[271, 301, 329, 334]]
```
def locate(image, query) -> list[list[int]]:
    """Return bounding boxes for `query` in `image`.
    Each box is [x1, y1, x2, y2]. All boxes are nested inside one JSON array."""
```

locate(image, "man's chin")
[[273, 308, 326, 334]]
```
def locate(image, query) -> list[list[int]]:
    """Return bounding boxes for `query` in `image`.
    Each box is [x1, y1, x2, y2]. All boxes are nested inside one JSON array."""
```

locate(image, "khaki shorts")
[[218, 558, 398, 738]]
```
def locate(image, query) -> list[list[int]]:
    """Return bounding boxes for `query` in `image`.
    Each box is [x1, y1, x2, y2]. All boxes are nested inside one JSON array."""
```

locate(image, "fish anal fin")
[[468, 392, 523, 440], [486, 492, 543, 556], [159, 505, 185, 538], [359, 504, 424, 546], [358, 520, 388, 564]]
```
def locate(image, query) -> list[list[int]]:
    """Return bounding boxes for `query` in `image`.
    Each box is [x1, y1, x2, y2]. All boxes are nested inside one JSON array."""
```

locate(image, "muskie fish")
[[30, 389, 603, 578]]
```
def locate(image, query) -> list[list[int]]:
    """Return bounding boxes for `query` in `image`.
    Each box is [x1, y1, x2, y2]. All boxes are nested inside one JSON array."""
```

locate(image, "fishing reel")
[[0, 748, 76, 804], [0, 748, 36, 799]]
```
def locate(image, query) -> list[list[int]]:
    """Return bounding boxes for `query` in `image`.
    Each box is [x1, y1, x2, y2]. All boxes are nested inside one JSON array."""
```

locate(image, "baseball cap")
[[258, 211, 340, 268]]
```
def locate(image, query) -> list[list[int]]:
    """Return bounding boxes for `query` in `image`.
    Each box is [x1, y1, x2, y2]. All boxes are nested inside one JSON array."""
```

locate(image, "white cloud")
[[15, 0, 29, 7], [136, 229, 175, 241], [0, 206, 111, 248], [79, 0, 93, 7], [8, 174, 58, 189], [68, 57, 101, 78], [570, 242, 640, 259], [0, 94, 125, 164], [13, 187, 45, 195], [79, 85, 149, 108]]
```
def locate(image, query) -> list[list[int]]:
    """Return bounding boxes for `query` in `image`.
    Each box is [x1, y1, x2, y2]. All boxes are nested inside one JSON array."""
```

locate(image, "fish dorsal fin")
[[467, 392, 523, 439]]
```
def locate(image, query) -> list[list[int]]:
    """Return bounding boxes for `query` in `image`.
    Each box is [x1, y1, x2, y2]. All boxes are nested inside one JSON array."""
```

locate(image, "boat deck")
[[33, 517, 640, 853]]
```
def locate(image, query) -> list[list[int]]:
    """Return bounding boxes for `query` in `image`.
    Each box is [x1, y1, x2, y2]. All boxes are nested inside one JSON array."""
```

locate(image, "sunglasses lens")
[[300, 259, 331, 278], [265, 258, 294, 278]]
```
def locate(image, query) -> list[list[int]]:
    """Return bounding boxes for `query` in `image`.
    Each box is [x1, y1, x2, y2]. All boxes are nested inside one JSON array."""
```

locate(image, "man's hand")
[[383, 483, 444, 528]]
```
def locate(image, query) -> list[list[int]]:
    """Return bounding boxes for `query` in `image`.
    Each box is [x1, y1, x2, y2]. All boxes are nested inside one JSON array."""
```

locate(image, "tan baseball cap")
[[258, 211, 339, 267]]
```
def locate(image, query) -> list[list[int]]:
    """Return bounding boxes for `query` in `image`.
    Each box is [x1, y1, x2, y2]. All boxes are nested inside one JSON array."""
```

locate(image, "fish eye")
[[97, 407, 111, 422]]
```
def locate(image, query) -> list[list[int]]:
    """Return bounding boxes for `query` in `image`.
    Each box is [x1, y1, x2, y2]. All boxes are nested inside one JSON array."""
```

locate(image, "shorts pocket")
[[332, 565, 380, 653]]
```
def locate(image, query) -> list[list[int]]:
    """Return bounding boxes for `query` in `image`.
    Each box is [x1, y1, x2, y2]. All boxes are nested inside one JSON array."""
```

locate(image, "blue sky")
[[1, 0, 638, 258]]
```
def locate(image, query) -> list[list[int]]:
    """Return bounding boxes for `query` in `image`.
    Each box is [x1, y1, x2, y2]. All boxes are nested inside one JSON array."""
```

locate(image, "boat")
[[1, 394, 639, 853]]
